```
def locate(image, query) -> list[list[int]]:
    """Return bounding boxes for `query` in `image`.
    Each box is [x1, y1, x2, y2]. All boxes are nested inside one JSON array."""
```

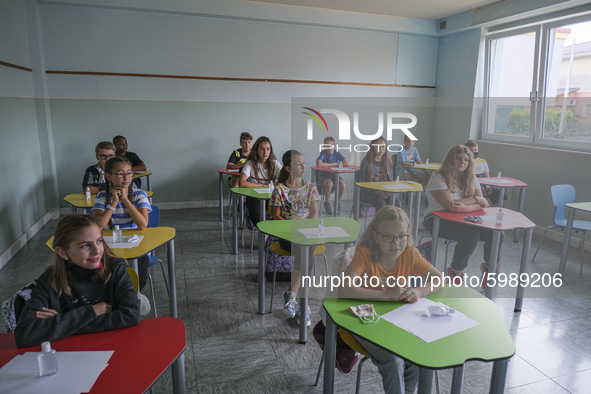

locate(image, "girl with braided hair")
[[92, 156, 151, 288]]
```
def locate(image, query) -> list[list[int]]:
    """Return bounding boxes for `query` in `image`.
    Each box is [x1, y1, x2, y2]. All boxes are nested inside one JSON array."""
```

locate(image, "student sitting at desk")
[[464, 140, 506, 207], [359, 136, 401, 210], [271, 150, 319, 327], [92, 156, 151, 289], [82, 141, 116, 194], [14, 214, 140, 348], [226, 132, 253, 189], [338, 206, 443, 394], [395, 135, 428, 185], [316, 136, 349, 215], [113, 135, 146, 189], [239, 136, 281, 226]]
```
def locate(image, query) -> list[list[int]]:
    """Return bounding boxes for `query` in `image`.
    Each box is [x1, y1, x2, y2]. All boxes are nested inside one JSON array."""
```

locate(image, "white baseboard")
[[532, 226, 590, 250], [0, 212, 53, 270]]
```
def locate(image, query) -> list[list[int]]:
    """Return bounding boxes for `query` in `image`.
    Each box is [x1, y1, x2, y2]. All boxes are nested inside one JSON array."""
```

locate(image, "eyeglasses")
[[111, 171, 134, 179], [98, 154, 116, 160], [375, 232, 409, 243]]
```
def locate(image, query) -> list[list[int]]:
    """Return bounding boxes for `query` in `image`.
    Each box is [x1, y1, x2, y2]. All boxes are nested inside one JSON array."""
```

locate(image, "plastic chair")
[[267, 242, 328, 313], [532, 184, 591, 277], [421, 193, 456, 270], [147, 206, 169, 317], [352, 170, 375, 228], [126, 267, 140, 293], [315, 174, 352, 216]]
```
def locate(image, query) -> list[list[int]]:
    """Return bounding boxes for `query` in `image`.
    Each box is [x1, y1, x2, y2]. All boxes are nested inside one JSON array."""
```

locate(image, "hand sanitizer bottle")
[[268, 180, 274, 193], [38, 341, 58, 377], [318, 219, 324, 236], [396, 176, 400, 186], [113, 225, 122, 243], [85, 187, 91, 201], [339, 161, 343, 169], [497, 172, 502, 181], [495, 209, 504, 225], [426, 158, 430, 165]]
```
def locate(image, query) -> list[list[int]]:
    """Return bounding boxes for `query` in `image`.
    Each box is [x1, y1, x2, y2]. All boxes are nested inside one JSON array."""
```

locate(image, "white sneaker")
[[283, 291, 297, 318]]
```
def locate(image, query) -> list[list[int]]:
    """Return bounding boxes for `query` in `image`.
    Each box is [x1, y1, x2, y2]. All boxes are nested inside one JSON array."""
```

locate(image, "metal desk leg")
[[450, 366, 464, 394], [515, 227, 533, 312], [514, 186, 527, 242], [490, 359, 509, 394], [146, 173, 152, 192], [417, 368, 434, 394], [413, 191, 421, 243], [408, 192, 414, 229], [485, 231, 502, 299], [323, 314, 337, 394], [497, 187, 506, 208], [558, 207, 575, 276], [431, 216, 440, 267], [219, 172, 224, 222], [171, 353, 186, 394], [129, 258, 139, 273], [299, 245, 310, 344], [167, 239, 178, 318], [334, 177, 339, 217], [257, 199, 267, 315], [232, 192, 238, 255], [353, 185, 360, 222]]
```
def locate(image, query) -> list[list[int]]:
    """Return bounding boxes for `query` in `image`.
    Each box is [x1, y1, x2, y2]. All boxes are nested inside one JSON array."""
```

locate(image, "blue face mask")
[[473, 151, 479, 159]]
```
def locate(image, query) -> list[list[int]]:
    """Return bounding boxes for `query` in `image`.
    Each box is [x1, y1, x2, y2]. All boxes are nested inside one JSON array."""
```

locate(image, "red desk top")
[[478, 177, 527, 187], [311, 165, 360, 173], [434, 207, 535, 230], [218, 168, 241, 175], [0, 317, 185, 393]]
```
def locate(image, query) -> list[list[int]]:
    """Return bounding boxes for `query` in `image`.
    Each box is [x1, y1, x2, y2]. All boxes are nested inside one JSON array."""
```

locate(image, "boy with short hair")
[[226, 132, 253, 188], [82, 141, 117, 194], [464, 140, 506, 206], [113, 135, 146, 188], [316, 136, 349, 215]]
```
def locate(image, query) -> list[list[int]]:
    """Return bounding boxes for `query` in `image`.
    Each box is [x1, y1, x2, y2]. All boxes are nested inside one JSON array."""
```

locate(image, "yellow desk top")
[[355, 181, 423, 192], [405, 162, 441, 170], [46, 227, 175, 259], [64, 191, 153, 208], [133, 171, 152, 179]]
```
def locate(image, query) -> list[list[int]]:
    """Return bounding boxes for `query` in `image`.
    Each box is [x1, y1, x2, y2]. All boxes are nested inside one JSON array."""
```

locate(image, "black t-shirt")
[[227, 148, 248, 165], [124, 151, 144, 167]]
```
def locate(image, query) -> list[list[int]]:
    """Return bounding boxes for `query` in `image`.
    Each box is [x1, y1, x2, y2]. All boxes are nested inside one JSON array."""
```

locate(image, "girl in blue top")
[[92, 156, 152, 288], [316, 136, 349, 215], [359, 136, 400, 211]]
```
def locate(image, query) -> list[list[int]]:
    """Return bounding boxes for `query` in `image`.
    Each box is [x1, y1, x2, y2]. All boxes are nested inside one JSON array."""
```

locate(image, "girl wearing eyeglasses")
[[338, 206, 442, 393], [92, 156, 152, 288]]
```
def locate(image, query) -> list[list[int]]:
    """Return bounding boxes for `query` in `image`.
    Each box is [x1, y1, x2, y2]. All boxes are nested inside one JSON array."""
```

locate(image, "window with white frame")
[[483, 15, 591, 150]]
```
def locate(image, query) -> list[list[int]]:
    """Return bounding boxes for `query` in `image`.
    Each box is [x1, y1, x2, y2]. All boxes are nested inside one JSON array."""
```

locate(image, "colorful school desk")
[[218, 168, 241, 222], [231, 187, 272, 255], [322, 286, 515, 394], [46, 227, 180, 318], [0, 317, 186, 394], [558, 202, 591, 276], [133, 170, 152, 192], [63, 191, 154, 213], [478, 177, 527, 242], [431, 208, 535, 310], [401, 161, 441, 180], [257, 217, 360, 344], [311, 166, 360, 217], [353, 181, 423, 241]]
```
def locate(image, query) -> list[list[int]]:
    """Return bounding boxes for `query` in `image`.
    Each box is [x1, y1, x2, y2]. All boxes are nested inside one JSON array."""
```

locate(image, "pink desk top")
[[434, 207, 535, 230], [219, 168, 241, 175], [478, 177, 527, 187]]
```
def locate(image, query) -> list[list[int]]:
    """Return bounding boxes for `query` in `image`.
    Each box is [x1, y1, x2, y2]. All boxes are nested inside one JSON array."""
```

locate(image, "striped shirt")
[[92, 187, 152, 229]]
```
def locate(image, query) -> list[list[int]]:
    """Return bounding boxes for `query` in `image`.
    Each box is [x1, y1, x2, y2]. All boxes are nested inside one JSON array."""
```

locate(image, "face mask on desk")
[[349, 304, 380, 324]]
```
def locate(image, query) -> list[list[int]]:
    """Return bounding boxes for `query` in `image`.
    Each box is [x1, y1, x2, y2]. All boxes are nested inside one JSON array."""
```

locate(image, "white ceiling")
[[235, 0, 504, 20]]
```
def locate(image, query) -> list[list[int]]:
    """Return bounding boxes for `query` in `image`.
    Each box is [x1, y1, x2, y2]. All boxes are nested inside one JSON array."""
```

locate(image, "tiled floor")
[[2, 202, 591, 393]]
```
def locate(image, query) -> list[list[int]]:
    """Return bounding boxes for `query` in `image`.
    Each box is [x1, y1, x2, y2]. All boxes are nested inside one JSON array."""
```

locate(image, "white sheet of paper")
[[423, 164, 439, 168], [483, 179, 513, 184], [104, 235, 144, 249], [253, 188, 272, 194], [298, 226, 350, 239], [382, 184, 413, 190], [380, 298, 480, 343], [329, 167, 356, 171], [480, 214, 522, 226], [227, 169, 239, 173], [0, 351, 113, 393]]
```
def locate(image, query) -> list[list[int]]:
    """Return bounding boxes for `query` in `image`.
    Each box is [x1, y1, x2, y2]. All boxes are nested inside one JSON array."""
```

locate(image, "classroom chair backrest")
[[550, 184, 576, 227], [148, 205, 160, 228], [319, 246, 356, 325], [126, 267, 140, 293]]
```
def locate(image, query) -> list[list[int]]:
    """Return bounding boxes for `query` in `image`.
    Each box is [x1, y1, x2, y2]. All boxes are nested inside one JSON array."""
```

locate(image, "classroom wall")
[[36, 3, 438, 205], [0, 0, 47, 258]]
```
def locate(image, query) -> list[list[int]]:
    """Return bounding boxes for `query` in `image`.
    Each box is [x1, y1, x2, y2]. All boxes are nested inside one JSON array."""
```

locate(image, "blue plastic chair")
[[419, 193, 456, 271], [147, 206, 169, 316], [532, 184, 591, 277]]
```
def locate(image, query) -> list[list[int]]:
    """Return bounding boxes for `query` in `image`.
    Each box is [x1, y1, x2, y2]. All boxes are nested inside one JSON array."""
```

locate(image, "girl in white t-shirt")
[[239, 136, 282, 225], [423, 145, 501, 288]]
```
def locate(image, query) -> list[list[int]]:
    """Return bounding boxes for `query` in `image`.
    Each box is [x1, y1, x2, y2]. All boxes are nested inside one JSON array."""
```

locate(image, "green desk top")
[[355, 181, 423, 192], [324, 286, 515, 369], [257, 217, 361, 246], [566, 202, 591, 212], [231, 187, 272, 199]]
